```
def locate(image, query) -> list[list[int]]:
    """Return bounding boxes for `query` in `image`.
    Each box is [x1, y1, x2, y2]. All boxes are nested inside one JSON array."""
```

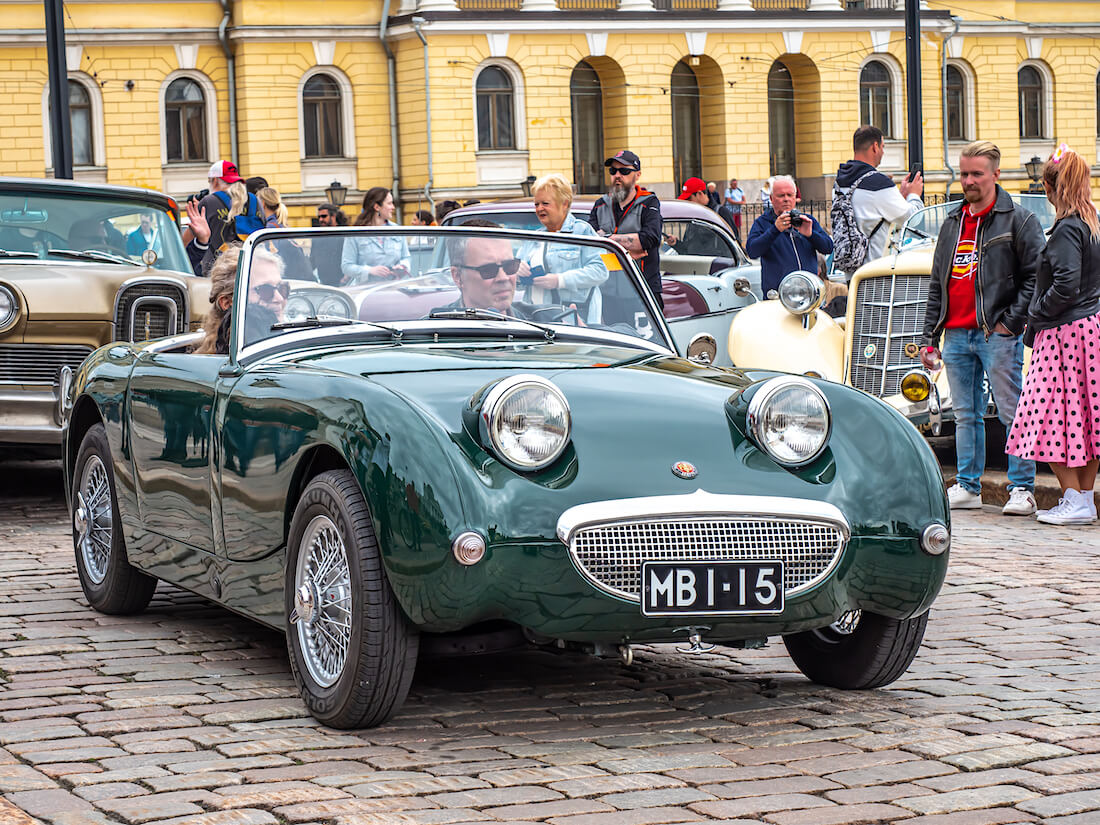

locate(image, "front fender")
[[728, 299, 844, 381]]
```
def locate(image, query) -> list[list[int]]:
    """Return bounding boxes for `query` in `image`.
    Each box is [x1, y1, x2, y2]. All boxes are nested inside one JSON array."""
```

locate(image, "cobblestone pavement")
[[1, 462, 1099, 825]]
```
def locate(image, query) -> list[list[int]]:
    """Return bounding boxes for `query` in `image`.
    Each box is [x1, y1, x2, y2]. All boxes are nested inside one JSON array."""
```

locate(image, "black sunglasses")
[[252, 281, 290, 301], [608, 166, 635, 176], [461, 258, 522, 280]]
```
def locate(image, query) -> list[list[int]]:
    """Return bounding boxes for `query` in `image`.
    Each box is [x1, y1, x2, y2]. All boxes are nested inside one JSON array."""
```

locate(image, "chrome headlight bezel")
[[316, 294, 352, 319], [778, 270, 825, 316], [746, 376, 832, 468], [478, 374, 571, 472], [0, 285, 18, 332], [284, 295, 314, 323]]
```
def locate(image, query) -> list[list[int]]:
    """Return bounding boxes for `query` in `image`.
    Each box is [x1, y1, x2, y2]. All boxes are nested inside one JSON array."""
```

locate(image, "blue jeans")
[[942, 327, 1035, 494]]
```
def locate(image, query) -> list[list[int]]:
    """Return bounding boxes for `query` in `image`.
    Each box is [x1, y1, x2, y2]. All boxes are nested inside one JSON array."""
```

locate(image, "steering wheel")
[[529, 304, 579, 325]]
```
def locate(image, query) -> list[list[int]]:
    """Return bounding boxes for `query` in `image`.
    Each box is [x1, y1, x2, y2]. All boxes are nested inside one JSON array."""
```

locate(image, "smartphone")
[[518, 264, 543, 288], [906, 163, 923, 183]]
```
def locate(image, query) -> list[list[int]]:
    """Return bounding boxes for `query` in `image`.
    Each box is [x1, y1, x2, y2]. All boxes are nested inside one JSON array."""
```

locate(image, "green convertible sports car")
[[63, 225, 950, 729]]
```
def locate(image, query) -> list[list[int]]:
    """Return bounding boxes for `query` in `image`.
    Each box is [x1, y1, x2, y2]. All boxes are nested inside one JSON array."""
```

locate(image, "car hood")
[[1, 261, 179, 321]]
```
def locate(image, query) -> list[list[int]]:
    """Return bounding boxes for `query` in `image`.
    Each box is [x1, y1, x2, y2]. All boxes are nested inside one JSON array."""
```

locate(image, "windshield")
[[900, 193, 1057, 247], [0, 188, 189, 272], [237, 228, 665, 351]]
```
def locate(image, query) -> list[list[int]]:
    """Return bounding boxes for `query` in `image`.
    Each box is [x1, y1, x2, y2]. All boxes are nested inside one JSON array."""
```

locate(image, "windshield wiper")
[[0, 249, 37, 259], [49, 248, 140, 266], [271, 316, 404, 341], [428, 306, 559, 342]]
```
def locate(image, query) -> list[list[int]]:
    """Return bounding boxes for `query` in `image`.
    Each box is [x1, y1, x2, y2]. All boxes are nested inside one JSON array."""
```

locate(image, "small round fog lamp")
[[900, 369, 931, 402], [452, 531, 486, 566]]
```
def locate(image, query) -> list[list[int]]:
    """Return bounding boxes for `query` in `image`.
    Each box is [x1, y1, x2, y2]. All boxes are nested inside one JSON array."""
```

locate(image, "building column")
[[717, 0, 753, 9], [619, 0, 653, 10], [522, 0, 557, 8], [807, 0, 843, 9], [417, 0, 459, 10]]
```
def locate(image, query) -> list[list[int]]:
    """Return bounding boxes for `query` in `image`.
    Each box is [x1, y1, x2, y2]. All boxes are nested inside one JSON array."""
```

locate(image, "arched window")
[[1018, 65, 1044, 139], [768, 60, 795, 177], [671, 60, 701, 189], [69, 80, 92, 166], [860, 60, 892, 137], [945, 65, 966, 141], [165, 78, 207, 163], [303, 73, 343, 158], [476, 66, 515, 150], [570, 61, 603, 195]]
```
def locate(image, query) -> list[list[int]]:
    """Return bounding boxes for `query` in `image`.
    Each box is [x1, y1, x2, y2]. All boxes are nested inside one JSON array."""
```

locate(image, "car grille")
[[114, 283, 186, 342], [848, 273, 928, 397], [569, 516, 846, 602], [0, 344, 93, 385]]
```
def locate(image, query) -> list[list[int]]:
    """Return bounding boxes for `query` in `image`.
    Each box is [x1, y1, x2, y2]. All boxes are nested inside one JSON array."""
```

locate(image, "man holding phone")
[[834, 125, 924, 266]]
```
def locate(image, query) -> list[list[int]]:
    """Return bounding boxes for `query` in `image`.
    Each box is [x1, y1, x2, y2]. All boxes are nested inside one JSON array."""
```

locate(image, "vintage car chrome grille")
[[569, 516, 846, 602], [848, 273, 929, 398], [114, 283, 186, 342], [0, 344, 93, 385]]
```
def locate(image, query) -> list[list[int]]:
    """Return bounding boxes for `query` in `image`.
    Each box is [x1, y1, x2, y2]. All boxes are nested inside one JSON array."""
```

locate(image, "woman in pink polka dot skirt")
[[1006, 146, 1100, 525]]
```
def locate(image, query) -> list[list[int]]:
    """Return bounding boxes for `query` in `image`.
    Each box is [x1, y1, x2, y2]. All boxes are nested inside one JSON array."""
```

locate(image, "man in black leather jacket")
[[921, 140, 1045, 516]]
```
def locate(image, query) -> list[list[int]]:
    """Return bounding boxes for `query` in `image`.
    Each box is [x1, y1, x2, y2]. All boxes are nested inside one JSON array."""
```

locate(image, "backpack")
[[212, 190, 265, 245], [830, 169, 884, 274]]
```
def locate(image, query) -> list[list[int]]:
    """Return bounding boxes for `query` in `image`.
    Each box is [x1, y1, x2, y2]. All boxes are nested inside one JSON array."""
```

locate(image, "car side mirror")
[[686, 332, 717, 366], [733, 277, 752, 297]]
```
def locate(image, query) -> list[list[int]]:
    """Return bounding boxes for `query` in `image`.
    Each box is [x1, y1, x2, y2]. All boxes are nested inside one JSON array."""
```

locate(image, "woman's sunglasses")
[[461, 258, 522, 280], [251, 281, 290, 301]]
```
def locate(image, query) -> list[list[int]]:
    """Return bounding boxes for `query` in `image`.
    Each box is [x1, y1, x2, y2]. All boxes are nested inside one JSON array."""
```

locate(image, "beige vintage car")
[[0, 178, 210, 452], [727, 194, 1056, 434]]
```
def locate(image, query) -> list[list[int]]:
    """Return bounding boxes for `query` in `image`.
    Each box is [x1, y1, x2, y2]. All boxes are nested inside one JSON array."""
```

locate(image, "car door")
[[128, 350, 222, 552]]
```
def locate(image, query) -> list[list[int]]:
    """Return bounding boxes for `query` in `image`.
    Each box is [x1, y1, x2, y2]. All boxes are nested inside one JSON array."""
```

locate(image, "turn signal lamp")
[[900, 370, 931, 402]]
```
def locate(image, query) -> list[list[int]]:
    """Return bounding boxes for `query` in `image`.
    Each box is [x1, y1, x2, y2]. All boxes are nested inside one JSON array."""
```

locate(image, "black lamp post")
[[1024, 156, 1044, 193], [325, 180, 348, 206], [519, 174, 537, 197]]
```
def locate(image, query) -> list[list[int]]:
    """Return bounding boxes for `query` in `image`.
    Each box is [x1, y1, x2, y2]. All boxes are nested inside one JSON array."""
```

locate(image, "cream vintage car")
[[727, 194, 1056, 434], [0, 178, 210, 453]]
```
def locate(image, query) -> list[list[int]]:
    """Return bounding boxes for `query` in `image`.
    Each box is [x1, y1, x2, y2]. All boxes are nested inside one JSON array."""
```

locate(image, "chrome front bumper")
[[0, 386, 64, 445]]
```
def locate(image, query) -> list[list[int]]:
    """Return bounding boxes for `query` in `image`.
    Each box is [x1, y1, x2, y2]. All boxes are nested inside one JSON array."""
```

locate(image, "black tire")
[[285, 469, 418, 729], [72, 423, 156, 615], [782, 610, 928, 689]]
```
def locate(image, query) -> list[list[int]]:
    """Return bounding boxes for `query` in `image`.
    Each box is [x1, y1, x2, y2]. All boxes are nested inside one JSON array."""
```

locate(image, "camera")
[[788, 208, 805, 229], [186, 188, 209, 205]]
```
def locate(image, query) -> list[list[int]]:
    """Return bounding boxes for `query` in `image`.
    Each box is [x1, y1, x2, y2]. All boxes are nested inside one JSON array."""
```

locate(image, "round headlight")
[[479, 374, 571, 471], [0, 285, 18, 330], [778, 270, 825, 316], [284, 295, 314, 323], [900, 369, 931, 402], [747, 376, 831, 467], [316, 295, 350, 319]]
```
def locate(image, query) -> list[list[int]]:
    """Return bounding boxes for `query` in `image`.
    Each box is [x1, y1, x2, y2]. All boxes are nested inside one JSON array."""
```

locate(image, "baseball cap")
[[208, 160, 243, 184], [604, 150, 640, 171], [677, 177, 706, 199]]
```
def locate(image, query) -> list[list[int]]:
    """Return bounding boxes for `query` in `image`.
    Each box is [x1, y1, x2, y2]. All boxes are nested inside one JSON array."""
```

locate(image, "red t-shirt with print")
[[944, 199, 995, 329]]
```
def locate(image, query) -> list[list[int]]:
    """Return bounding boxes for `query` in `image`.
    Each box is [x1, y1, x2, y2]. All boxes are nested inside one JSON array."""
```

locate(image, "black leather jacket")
[[922, 186, 1044, 344], [1025, 214, 1100, 346]]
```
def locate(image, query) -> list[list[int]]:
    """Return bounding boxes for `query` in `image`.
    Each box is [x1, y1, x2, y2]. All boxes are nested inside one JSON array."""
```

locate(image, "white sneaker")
[[1002, 487, 1037, 516], [947, 483, 982, 509], [1082, 490, 1098, 521], [1036, 490, 1095, 525]]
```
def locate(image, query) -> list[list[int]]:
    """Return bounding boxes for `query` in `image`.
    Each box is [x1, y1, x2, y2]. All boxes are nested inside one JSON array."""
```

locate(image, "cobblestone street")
[[1, 461, 1098, 825]]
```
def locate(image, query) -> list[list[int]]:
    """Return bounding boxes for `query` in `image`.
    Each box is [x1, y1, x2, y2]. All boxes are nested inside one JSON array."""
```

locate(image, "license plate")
[[640, 561, 785, 616]]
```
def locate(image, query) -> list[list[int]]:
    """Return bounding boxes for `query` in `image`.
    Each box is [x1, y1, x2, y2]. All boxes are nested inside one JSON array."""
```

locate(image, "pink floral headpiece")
[[1049, 142, 1071, 164]]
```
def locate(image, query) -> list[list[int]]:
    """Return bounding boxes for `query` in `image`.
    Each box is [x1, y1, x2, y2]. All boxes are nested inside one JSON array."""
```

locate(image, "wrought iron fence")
[[557, 0, 619, 7], [845, 0, 900, 9], [456, 0, 522, 8], [736, 193, 948, 236], [653, 0, 719, 8]]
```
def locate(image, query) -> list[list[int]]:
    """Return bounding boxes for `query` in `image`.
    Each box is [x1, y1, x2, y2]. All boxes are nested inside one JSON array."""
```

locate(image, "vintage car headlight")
[[900, 369, 932, 402], [778, 271, 825, 316], [316, 295, 351, 319], [746, 376, 831, 467], [284, 295, 314, 323], [479, 374, 571, 471], [0, 285, 17, 331]]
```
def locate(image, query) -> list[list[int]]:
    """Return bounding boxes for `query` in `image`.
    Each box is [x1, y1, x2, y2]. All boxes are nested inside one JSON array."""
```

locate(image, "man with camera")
[[745, 175, 833, 296]]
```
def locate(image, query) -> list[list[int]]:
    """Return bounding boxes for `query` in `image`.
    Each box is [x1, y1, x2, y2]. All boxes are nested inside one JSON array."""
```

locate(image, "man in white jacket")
[[834, 125, 924, 263]]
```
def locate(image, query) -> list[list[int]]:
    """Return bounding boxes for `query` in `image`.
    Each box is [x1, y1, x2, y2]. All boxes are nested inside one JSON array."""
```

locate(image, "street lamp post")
[[519, 175, 537, 198], [904, 0, 923, 175], [44, 0, 73, 179], [1024, 156, 1045, 193], [325, 180, 348, 206]]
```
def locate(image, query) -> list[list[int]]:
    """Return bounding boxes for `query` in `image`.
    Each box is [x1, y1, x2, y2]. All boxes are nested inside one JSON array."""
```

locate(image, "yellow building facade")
[[2, 0, 1098, 222]]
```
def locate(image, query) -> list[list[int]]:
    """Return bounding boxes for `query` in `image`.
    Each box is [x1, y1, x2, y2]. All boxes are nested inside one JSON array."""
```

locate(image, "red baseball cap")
[[208, 160, 243, 184], [677, 177, 706, 199]]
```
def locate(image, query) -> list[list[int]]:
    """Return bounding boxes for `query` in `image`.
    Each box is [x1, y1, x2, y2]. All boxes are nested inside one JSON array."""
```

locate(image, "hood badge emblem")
[[864, 343, 877, 359], [904, 342, 920, 359], [672, 461, 698, 480]]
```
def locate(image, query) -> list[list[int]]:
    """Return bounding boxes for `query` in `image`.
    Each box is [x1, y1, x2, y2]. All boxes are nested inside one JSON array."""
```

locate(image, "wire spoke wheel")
[[75, 454, 113, 585], [295, 514, 353, 688]]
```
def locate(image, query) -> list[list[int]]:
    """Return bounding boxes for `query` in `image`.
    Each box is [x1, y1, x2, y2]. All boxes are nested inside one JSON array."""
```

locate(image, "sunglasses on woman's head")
[[461, 258, 522, 280], [251, 281, 290, 301]]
